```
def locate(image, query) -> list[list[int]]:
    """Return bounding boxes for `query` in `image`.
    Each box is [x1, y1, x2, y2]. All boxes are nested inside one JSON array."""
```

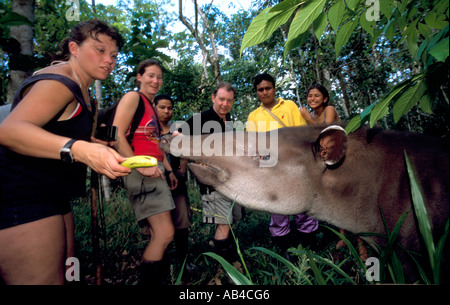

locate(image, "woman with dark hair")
[[300, 84, 340, 124], [112, 60, 177, 285], [0, 19, 129, 284], [299, 84, 368, 260]]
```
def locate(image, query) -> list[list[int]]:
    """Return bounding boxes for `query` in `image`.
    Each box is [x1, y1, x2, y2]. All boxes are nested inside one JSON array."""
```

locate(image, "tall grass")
[[72, 187, 146, 285]]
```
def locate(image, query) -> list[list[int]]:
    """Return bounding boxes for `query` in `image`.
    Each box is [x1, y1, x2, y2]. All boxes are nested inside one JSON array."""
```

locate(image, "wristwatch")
[[60, 139, 78, 163]]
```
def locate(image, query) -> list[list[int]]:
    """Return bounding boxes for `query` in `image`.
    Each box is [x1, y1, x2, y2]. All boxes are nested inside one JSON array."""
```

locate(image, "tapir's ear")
[[315, 125, 347, 166]]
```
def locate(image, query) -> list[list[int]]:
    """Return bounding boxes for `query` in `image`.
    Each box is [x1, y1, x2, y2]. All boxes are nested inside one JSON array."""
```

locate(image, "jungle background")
[[0, 0, 448, 285]]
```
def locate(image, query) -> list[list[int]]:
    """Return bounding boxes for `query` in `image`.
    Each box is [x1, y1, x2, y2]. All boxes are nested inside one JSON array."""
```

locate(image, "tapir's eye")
[[252, 154, 271, 161], [320, 146, 328, 158]]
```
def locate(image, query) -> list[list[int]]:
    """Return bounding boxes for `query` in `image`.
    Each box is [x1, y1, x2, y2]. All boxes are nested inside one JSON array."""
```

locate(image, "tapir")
[[160, 124, 449, 281]]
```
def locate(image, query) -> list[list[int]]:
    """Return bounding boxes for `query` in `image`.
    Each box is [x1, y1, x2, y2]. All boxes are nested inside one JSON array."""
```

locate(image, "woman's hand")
[[168, 171, 178, 190], [299, 106, 311, 122], [90, 136, 114, 147], [71, 140, 131, 179]]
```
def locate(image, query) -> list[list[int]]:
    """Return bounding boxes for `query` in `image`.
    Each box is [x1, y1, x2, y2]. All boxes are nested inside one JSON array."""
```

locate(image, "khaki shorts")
[[202, 191, 242, 224], [122, 162, 175, 225]]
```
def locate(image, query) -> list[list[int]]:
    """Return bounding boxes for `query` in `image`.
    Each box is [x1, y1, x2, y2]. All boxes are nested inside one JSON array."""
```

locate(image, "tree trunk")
[[312, 33, 322, 84], [337, 71, 350, 118], [7, 0, 35, 104], [178, 0, 222, 92]]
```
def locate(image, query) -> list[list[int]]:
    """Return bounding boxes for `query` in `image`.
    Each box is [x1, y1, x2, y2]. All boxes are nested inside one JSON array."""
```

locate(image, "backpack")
[[96, 92, 145, 144]]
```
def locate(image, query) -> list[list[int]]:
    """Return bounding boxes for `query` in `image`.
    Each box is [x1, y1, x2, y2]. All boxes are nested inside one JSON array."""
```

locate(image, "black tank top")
[[0, 73, 94, 203]]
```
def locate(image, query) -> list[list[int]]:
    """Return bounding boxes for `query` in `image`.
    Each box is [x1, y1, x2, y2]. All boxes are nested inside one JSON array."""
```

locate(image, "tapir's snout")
[[159, 127, 320, 216], [160, 132, 234, 187], [160, 132, 190, 158]]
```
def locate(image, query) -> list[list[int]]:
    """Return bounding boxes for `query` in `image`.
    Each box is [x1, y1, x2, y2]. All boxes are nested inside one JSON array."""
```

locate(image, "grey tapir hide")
[[161, 124, 449, 281]]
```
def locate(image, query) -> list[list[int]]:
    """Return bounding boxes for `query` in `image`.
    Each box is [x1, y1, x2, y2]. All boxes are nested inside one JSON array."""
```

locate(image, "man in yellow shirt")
[[246, 73, 318, 257]]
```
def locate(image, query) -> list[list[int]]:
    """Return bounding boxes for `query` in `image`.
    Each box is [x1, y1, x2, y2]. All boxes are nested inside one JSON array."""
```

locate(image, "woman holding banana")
[[0, 19, 130, 284], [112, 59, 177, 285]]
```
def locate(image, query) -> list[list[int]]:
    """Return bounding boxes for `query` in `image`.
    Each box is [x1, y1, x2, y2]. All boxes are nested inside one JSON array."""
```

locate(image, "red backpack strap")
[[138, 92, 163, 138]]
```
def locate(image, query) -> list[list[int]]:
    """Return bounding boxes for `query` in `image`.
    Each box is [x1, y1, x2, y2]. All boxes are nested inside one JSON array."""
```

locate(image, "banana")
[[121, 155, 158, 169]]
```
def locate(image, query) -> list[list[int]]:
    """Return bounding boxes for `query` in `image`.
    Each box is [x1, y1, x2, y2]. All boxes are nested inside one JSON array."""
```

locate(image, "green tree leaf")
[[360, 10, 376, 36], [379, 0, 396, 20], [335, 17, 358, 56], [393, 80, 426, 123], [425, 10, 448, 30], [0, 11, 33, 26], [369, 83, 407, 127], [313, 11, 328, 41], [370, 98, 391, 127], [240, 0, 304, 55], [284, 30, 309, 57], [345, 0, 360, 12], [405, 22, 420, 57], [345, 114, 362, 134], [285, 0, 327, 53], [328, 0, 346, 31], [429, 36, 449, 62], [240, 7, 273, 55], [418, 93, 433, 114]]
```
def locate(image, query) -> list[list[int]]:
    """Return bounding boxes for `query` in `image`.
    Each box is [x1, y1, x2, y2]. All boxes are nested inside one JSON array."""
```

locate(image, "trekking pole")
[[90, 170, 102, 285]]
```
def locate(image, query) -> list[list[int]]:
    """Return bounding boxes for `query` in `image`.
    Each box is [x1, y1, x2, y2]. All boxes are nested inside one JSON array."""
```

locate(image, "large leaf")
[[392, 80, 426, 122], [345, 114, 363, 134], [369, 95, 391, 127], [240, 0, 304, 55], [239, 8, 274, 55], [313, 11, 328, 41], [285, 0, 327, 54], [418, 93, 433, 114], [406, 23, 420, 57], [369, 73, 425, 127], [327, 0, 346, 31], [424, 10, 448, 30], [429, 36, 449, 62], [379, 0, 396, 20], [0, 11, 33, 26], [345, 101, 378, 133], [284, 31, 309, 57], [335, 17, 358, 56], [360, 9, 376, 36], [345, 0, 360, 12]]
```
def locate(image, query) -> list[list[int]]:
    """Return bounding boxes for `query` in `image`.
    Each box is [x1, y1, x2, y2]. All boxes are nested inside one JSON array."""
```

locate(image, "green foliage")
[[240, 0, 306, 56], [72, 187, 145, 285], [202, 252, 253, 285], [1, 0, 447, 135], [240, 0, 449, 134], [377, 208, 408, 283], [405, 151, 449, 284], [161, 57, 211, 121]]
